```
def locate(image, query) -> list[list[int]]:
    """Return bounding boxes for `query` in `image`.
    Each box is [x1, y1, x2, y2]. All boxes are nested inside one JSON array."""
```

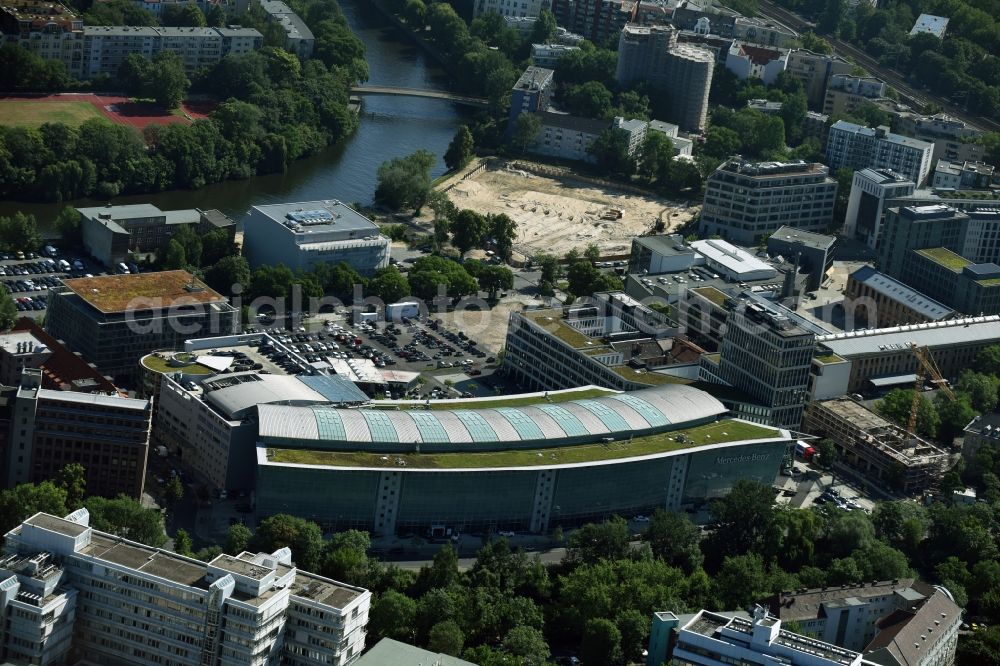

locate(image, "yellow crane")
[[908, 343, 955, 435]]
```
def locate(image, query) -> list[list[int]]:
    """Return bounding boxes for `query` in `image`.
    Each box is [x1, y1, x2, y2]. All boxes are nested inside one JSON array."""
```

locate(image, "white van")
[[57, 259, 71, 272], [116, 262, 130, 274]]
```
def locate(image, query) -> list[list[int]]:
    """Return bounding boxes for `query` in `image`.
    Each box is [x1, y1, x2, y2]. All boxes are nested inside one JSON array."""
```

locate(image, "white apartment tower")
[[0, 511, 371, 666]]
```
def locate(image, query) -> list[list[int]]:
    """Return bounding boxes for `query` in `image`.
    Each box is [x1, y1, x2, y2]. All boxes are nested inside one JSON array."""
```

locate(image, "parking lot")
[[773, 460, 877, 514], [0, 249, 109, 319], [246, 314, 508, 401]]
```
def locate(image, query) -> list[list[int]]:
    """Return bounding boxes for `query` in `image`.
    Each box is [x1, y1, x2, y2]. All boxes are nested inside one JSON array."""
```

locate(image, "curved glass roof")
[[257, 384, 727, 448]]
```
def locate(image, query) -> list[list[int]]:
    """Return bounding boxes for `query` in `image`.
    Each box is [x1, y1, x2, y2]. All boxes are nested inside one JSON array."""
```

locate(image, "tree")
[[818, 0, 846, 35], [85, 495, 166, 547], [581, 618, 623, 666], [956, 370, 1000, 413], [0, 481, 68, 535], [566, 516, 631, 565], [0, 290, 16, 331], [937, 394, 977, 445], [702, 126, 741, 159], [487, 213, 517, 263], [780, 90, 808, 144], [368, 265, 411, 304], [146, 51, 189, 109], [444, 126, 474, 171], [502, 625, 549, 665], [201, 228, 237, 266], [645, 509, 703, 573], [53, 206, 81, 245], [54, 463, 87, 510], [534, 253, 560, 284], [251, 514, 324, 571], [875, 389, 940, 438], [226, 523, 253, 554], [161, 3, 206, 26], [478, 265, 513, 300], [369, 590, 417, 642], [374, 149, 436, 213], [205, 255, 250, 297], [639, 131, 674, 181], [815, 438, 838, 469], [704, 480, 780, 566], [164, 475, 185, 506], [588, 129, 634, 177], [451, 209, 487, 256], [322, 530, 371, 585], [511, 113, 541, 154], [563, 81, 614, 119], [174, 528, 194, 557], [0, 212, 42, 253], [529, 8, 556, 43], [976, 344, 1000, 376], [715, 553, 769, 609], [163, 239, 187, 270], [428, 620, 465, 656]]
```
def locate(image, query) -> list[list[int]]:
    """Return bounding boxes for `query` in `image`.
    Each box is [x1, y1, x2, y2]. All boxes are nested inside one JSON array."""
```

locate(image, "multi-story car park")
[[1, 510, 370, 666], [254, 384, 793, 536]]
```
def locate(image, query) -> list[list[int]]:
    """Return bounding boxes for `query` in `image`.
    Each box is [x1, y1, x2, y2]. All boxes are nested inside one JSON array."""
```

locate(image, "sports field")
[[0, 99, 107, 128]]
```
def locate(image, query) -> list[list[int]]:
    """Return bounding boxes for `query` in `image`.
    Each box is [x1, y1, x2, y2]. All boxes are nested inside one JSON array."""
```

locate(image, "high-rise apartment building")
[[826, 120, 935, 185], [711, 300, 816, 429], [1, 510, 371, 666], [615, 23, 714, 131], [46, 271, 240, 383], [699, 158, 838, 245], [843, 168, 916, 249], [551, 0, 636, 45]]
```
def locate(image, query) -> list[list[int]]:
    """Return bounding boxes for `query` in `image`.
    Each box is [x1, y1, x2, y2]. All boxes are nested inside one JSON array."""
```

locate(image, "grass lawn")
[[141, 353, 215, 375], [266, 419, 781, 469], [0, 100, 106, 128]]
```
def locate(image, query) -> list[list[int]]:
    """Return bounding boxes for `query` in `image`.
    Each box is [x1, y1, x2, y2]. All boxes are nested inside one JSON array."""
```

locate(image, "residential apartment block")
[[80, 25, 262, 78], [844, 168, 916, 250], [45, 271, 240, 383], [762, 580, 962, 660], [257, 0, 315, 58], [0, 0, 84, 77], [891, 111, 985, 164], [826, 121, 935, 186], [242, 201, 390, 275], [931, 159, 996, 190], [724, 42, 788, 84], [1, 510, 371, 666], [806, 397, 950, 493], [2, 368, 152, 498], [529, 42, 579, 67], [616, 23, 714, 131], [509, 66, 555, 126], [474, 0, 550, 17], [822, 74, 887, 117], [528, 111, 608, 162], [699, 158, 838, 245], [551, 0, 636, 45]]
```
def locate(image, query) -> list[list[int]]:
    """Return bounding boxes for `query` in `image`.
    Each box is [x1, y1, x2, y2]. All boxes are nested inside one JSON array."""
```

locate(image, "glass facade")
[[681, 441, 787, 508]]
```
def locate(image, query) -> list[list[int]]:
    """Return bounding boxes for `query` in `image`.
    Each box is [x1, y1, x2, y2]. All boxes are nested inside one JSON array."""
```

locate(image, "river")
[[0, 0, 468, 229]]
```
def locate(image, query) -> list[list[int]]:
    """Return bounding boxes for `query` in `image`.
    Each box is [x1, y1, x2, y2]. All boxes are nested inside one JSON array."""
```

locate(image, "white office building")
[[1, 510, 371, 666], [826, 121, 935, 186], [844, 168, 916, 249], [689, 239, 778, 282], [242, 201, 390, 274]]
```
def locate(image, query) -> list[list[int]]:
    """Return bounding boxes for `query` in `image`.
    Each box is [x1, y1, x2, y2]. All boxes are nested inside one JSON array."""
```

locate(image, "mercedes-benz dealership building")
[[254, 385, 792, 536]]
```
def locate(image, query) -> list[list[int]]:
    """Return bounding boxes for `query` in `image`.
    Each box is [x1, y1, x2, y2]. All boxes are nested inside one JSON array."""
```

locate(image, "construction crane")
[[908, 343, 956, 435]]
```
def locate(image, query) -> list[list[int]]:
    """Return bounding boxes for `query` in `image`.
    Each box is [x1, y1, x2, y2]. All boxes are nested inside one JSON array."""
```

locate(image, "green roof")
[[382, 387, 617, 410], [691, 286, 730, 307], [141, 353, 214, 375], [265, 419, 781, 469], [522, 309, 595, 349], [976, 278, 1000, 287], [612, 365, 691, 386], [814, 353, 845, 365], [915, 247, 971, 272]]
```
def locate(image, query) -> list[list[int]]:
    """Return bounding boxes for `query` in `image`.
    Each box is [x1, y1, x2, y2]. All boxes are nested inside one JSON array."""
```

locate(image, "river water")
[[1, 0, 467, 229]]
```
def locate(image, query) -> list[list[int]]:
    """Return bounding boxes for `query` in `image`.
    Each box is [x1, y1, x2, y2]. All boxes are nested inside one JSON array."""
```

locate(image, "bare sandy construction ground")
[[446, 167, 699, 258]]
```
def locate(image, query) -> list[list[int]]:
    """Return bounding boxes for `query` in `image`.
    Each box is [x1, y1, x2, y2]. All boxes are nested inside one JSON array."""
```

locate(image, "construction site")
[[444, 163, 698, 259], [804, 397, 952, 495]]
